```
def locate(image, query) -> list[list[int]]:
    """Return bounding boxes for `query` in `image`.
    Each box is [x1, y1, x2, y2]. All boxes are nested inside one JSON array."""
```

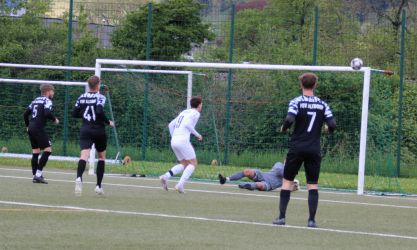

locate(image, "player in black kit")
[[72, 75, 114, 195], [272, 73, 336, 228], [23, 84, 59, 184]]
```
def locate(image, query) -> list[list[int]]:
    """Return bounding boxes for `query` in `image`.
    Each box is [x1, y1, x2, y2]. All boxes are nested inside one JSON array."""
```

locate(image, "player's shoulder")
[[191, 108, 200, 117], [96, 93, 106, 105], [289, 95, 304, 104], [177, 109, 188, 116], [272, 162, 284, 169], [77, 92, 88, 99], [36, 96, 52, 106], [179, 108, 199, 116], [314, 96, 331, 107], [44, 98, 53, 108]]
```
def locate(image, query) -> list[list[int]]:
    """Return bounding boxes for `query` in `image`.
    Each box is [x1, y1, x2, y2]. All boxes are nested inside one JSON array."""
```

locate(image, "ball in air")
[[350, 58, 363, 70]]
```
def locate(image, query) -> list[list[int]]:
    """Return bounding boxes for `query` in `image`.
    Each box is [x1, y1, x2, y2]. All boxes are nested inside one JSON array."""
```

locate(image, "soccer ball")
[[350, 58, 363, 70]]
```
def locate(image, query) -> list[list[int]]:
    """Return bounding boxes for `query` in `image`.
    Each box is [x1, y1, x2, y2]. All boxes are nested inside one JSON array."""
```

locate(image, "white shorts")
[[171, 138, 196, 161]]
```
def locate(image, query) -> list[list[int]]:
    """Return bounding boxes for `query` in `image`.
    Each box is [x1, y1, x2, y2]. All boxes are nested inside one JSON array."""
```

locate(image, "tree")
[[111, 0, 214, 60], [0, 1, 66, 69]]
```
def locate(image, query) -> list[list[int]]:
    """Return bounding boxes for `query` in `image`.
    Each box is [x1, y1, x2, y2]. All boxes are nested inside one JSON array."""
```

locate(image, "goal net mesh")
[[0, 65, 401, 194]]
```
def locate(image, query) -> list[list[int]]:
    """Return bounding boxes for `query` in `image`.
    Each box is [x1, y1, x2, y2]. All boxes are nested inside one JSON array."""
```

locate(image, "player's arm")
[[168, 118, 176, 136], [324, 117, 336, 134], [44, 102, 59, 124], [23, 107, 31, 127], [72, 99, 82, 118], [324, 102, 336, 134], [281, 114, 295, 132], [184, 115, 202, 140], [281, 98, 298, 132], [95, 105, 111, 126], [95, 95, 113, 126]]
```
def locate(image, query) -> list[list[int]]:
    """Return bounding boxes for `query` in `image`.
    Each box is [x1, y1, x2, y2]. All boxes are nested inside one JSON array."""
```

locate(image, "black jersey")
[[24, 96, 56, 130], [72, 92, 110, 129], [286, 95, 333, 153]]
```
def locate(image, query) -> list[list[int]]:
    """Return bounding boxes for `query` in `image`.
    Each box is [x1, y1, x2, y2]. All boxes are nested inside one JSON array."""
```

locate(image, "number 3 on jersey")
[[307, 111, 316, 132], [83, 106, 96, 122]]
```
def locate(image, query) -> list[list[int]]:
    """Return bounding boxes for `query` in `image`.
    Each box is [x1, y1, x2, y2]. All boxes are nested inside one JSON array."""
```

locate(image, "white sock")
[[178, 164, 195, 187], [35, 170, 42, 177], [76, 177, 82, 182], [164, 164, 185, 179]]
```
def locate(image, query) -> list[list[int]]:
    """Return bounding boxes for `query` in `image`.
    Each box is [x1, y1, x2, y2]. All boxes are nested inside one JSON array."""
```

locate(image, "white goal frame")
[[0, 63, 194, 175], [96, 58, 371, 195]]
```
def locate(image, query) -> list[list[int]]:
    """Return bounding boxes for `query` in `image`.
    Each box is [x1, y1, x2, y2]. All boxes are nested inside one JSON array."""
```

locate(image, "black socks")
[[308, 189, 319, 221], [279, 189, 291, 219], [31, 153, 40, 175], [77, 159, 86, 180], [38, 151, 51, 171], [96, 160, 105, 188]]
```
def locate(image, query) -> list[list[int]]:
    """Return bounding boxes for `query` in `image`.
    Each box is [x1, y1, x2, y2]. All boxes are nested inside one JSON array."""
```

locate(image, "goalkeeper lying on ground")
[[218, 162, 299, 192]]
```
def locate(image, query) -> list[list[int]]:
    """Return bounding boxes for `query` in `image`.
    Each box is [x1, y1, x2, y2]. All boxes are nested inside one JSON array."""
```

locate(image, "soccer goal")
[[95, 58, 393, 195], [0, 63, 193, 175]]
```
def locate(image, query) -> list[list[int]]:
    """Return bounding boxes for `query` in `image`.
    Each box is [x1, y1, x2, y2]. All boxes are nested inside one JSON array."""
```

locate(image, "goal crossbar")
[[95, 59, 371, 195], [0, 63, 194, 175], [0, 78, 87, 86]]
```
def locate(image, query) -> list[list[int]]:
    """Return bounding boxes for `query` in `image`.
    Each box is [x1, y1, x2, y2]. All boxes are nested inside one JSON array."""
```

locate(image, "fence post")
[[312, 6, 319, 65], [396, 9, 406, 177], [141, 2, 152, 160], [224, 2, 236, 165], [63, 0, 74, 156]]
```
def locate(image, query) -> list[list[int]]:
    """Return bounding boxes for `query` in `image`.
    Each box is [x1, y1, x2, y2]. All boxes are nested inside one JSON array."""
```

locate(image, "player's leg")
[[28, 130, 40, 176], [32, 131, 50, 184], [159, 140, 187, 190], [75, 130, 93, 195], [31, 149, 40, 177], [35, 145, 52, 179], [273, 152, 303, 225], [94, 132, 107, 195], [304, 153, 321, 228], [175, 143, 197, 193], [95, 150, 106, 195]]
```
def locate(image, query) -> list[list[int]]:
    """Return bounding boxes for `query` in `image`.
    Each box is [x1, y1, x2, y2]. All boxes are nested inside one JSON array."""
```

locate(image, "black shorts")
[[79, 128, 107, 152], [28, 129, 51, 150], [283, 151, 321, 184]]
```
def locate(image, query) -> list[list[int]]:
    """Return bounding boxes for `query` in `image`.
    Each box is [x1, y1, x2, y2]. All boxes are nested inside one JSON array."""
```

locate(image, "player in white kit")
[[159, 96, 203, 193]]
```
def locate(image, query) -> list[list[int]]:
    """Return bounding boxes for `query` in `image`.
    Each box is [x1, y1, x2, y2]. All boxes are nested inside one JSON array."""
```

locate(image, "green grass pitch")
[[0, 164, 417, 249]]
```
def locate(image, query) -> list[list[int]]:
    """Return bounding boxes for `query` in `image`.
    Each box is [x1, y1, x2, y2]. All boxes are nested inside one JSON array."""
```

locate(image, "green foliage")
[[111, 0, 215, 60], [0, 13, 66, 66]]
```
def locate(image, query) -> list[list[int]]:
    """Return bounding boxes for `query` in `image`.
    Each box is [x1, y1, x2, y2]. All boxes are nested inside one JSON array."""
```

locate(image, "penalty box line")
[[0, 200, 417, 241]]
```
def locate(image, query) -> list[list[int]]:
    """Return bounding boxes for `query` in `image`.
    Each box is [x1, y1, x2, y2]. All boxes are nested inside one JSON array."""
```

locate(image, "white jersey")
[[168, 108, 201, 140]]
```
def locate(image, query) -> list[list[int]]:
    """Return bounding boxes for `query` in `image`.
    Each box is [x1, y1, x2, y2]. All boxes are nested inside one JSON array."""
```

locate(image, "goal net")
[[0, 63, 193, 174], [95, 59, 399, 195]]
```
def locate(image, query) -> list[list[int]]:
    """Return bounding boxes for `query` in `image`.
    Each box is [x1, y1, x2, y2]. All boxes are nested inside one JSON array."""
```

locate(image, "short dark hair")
[[190, 96, 202, 108], [40, 84, 54, 94], [298, 73, 318, 89], [88, 75, 100, 90]]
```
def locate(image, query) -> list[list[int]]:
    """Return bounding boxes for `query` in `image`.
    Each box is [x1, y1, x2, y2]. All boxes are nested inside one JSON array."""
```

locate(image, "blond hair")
[[40, 84, 54, 95]]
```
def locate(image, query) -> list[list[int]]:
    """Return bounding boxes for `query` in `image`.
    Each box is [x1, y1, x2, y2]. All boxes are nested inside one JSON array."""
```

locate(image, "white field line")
[[0, 174, 416, 210], [1, 166, 416, 201], [0, 200, 416, 241]]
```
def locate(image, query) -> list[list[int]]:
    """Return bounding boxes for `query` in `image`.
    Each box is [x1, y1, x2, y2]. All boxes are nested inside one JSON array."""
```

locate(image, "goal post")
[[0, 63, 194, 175], [95, 59, 371, 195]]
